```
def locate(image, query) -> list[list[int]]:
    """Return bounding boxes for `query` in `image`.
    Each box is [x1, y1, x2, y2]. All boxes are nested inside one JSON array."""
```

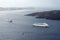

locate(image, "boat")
[[32, 23, 48, 28], [9, 20, 13, 23]]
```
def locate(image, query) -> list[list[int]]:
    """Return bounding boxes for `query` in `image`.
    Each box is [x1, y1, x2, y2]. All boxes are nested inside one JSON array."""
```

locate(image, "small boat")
[[9, 20, 12, 23], [32, 23, 48, 28]]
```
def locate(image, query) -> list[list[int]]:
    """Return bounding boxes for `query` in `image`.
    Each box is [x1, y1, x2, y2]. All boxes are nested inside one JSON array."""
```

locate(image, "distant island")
[[0, 7, 34, 11], [25, 10, 60, 20]]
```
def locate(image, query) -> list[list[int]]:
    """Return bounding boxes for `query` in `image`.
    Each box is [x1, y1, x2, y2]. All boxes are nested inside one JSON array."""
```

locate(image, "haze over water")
[[0, 9, 59, 40]]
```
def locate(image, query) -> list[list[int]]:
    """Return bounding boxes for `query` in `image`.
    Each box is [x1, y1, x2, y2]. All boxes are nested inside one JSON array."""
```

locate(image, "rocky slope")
[[26, 10, 60, 20]]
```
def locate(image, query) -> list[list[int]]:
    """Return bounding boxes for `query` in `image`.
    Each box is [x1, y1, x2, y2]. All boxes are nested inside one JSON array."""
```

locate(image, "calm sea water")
[[0, 9, 60, 40]]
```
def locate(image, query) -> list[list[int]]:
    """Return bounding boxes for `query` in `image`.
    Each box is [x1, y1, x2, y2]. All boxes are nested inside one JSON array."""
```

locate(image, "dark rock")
[[25, 10, 60, 20]]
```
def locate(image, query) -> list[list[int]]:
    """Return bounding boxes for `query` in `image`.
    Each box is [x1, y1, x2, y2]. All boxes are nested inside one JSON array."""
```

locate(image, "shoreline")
[[25, 10, 60, 20]]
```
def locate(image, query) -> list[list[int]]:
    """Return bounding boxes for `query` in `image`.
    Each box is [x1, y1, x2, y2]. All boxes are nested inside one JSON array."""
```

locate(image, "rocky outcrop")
[[26, 10, 60, 20]]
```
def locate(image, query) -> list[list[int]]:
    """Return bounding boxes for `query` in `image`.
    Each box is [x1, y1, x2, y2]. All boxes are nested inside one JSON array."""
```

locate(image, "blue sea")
[[0, 9, 60, 40]]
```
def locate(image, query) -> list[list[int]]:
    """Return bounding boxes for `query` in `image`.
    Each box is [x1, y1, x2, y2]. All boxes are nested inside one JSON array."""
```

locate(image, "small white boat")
[[32, 23, 48, 28]]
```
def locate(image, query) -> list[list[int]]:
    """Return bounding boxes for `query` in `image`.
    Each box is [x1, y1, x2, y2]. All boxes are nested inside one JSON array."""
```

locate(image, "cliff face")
[[26, 10, 60, 20]]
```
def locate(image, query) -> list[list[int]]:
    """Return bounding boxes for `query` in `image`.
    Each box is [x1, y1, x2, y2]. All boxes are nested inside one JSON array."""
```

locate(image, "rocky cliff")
[[26, 10, 60, 20]]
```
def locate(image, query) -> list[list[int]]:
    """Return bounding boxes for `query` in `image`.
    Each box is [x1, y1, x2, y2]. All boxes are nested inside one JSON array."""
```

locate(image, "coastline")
[[25, 10, 60, 20]]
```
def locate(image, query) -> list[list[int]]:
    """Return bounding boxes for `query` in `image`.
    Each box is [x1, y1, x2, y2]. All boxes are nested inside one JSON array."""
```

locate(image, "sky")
[[0, 0, 60, 7]]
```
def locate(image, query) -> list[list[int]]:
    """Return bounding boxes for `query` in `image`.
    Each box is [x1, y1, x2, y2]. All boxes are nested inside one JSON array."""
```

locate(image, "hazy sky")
[[0, 0, 60, 7]]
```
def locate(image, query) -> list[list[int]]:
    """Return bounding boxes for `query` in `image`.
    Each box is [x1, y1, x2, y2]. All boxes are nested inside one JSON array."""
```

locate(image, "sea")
[[0, 8, 60, 40]]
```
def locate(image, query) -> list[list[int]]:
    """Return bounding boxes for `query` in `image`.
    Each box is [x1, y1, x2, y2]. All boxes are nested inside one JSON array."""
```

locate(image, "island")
[[25, 10, 60, 20], [0, 7, 34, 11]]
